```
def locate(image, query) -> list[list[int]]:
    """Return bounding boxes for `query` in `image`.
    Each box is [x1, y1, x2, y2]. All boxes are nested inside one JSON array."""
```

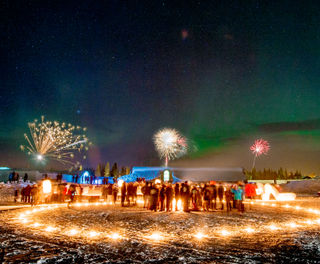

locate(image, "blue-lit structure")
[[0, 167, 11, 170], [62, 170, 114, 184], [118, 167, 181, 183]]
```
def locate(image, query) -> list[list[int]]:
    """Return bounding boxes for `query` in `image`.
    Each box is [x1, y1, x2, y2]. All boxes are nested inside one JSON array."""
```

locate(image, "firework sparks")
[[153, 128, 188, 166], [20, 116, 90, 166], [251, 139, 270, 156], [250, 138, 270, 169]]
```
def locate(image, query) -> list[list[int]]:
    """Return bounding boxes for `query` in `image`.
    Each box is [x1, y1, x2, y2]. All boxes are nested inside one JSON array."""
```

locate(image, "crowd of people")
[[9, 170, 261, 213], [117, 180, 258, 213], [8, 171, 29, 183]]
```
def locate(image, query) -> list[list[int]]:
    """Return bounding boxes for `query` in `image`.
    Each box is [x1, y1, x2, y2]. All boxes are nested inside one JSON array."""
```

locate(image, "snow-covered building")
[[118, 167, 181, 183], [118, 167, 245, 183]]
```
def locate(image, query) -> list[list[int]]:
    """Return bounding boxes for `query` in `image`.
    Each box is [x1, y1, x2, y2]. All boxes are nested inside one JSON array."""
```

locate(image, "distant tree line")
[[94, 162, 130, 179], [244, 167, 303, 181]]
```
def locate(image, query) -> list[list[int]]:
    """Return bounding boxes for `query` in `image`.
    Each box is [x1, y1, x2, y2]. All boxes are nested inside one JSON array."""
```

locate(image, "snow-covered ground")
[[0, 198, 319, 263]]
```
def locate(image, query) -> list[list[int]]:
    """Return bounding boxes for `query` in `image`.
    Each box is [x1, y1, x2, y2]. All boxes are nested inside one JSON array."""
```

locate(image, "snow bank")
[[281, 180, 320, 195]]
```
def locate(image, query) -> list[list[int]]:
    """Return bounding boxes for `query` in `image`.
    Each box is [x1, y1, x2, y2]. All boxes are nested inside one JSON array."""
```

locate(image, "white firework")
[[153, 128, 188, 166]]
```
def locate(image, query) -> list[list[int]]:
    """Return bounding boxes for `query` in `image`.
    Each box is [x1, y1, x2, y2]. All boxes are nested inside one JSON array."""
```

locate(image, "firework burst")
[[153, 128, 188, 166], [250, 138, 270, 169], [20, 116, 91, 166]]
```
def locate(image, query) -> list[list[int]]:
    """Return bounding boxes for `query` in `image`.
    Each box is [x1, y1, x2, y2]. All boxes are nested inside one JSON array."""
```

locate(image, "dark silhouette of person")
[[23, 173, 28, 182], [165, 183, 173, 212], [159, 184, 166, 211]]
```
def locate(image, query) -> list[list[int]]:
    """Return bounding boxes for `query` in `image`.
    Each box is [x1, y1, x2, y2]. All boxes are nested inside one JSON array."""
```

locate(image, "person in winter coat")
[[231, 185, 244, 212], [121, 182, 127, 207], [203, 184, 211, 211], [245, 181, 256, 209], [217, 184, 225, 210], [23, 173, 28, 182], [132, 183, 138, 205], [21, 187, 25, 202], [159, 184, 166, 211], [58, 183, 66, 202], [244, 182, 256, 199], [181, 182, 190, 212], [211, 184, 217, 210], [107, 184, 113, 204], [30, 185, 39, 206], [8, 172, 13, 183], [67, 184, 77, 208], [165, 183, 173, 212], [190, 186, 199, 210], [141, 183, 147, 208], [102, 186, 108, 201], [149, 184, 159, 212], [225, 187, 233, 212], [14, 187, 19, 203], [112, 184, 118, 204], [24, 184, 31, 203]]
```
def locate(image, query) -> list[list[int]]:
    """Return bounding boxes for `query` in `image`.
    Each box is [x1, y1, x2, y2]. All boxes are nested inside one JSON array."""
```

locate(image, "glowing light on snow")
[[118, 180, 124, 188], [45, 226, 56, 232], [220, 230, 231, 236], [295, 206, 301, 210], [305, 220, 313, 225], [33, 223, 40, 227], [147, 232, 163, 241], [89, 231, 99, 238], [268, 224, 278, 231], [155, 179, 161, 184], [289, 222, 297, 228], [42, 179, 52, 194], [109, 233, 121, 240], [177, 199, 182, 211], [172, 198, 182, 212], [194, 232, 206, 240], [244, 227, 255, 234], [68, 229, 79, 236], [19, 214, 25, 219]]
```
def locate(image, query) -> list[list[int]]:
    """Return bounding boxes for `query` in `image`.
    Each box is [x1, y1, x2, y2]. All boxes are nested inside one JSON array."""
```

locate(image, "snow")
[[0, 198, 319, 263], [282, 180, 320, 195]]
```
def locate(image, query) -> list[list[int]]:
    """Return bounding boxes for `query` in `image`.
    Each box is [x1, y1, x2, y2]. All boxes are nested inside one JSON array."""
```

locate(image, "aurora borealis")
[[1, 1, 320, 173]]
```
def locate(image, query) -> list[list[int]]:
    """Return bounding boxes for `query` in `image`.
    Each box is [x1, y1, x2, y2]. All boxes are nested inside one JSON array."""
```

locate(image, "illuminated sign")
[[163, 170, 170, 182]]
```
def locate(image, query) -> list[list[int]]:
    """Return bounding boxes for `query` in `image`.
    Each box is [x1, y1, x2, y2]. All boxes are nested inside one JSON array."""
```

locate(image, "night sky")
[[2, 1, 320, 173]]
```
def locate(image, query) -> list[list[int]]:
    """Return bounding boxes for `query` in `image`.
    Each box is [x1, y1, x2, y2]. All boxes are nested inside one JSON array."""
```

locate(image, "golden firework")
[[21, 116, 90, 166]]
